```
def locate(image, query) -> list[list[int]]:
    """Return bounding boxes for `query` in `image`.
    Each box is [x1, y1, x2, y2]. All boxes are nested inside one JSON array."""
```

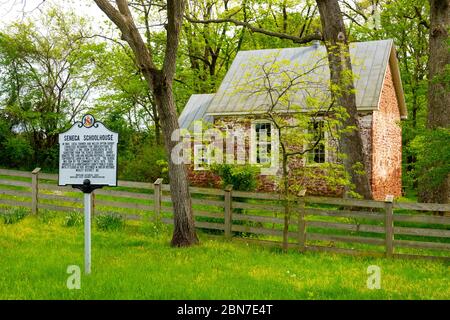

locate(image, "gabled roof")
[[178, 94, 214, 129], [202, 39, 406, 118]]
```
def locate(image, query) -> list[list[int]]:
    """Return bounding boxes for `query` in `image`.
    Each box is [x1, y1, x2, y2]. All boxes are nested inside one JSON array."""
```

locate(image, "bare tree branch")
[[94, 0, 157, 74], [340, 0, 368, 21], [94, 0, 127, 29], [185, 16, 323, 44]]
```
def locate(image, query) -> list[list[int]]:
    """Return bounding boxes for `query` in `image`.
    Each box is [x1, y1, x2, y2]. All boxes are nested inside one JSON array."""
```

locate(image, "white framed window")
[[193, 144, 209, 170], [306, 119, 329, 165], [250, 120, 278, 167]]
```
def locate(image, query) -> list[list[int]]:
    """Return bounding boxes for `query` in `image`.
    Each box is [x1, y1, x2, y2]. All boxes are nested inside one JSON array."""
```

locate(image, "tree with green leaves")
[[345, 0, 430, 193], [0, 8, 106, 169], [315, 0, 372, 199], [187, 1, 372, 199], [418, 0, 449, 204], [219, 53, 351, 250], [182, 1, 238, 92], [93, 0, 198, 246], [92, 45, 162, 145]]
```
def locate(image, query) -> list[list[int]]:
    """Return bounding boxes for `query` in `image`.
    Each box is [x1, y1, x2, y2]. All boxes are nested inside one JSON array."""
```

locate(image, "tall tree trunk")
[[419, 0, 450, 204], [316, 0, 372, 199], [427, 0, 450, 129], [94, 0, 198, 246], [151, 102, 162, 145], [151, 70, 198, 245]]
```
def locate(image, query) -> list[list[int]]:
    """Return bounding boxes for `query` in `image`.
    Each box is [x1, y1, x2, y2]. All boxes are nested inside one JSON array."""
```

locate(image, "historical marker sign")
[[59, 114, 118, 275], [59, 114, 118, 187]]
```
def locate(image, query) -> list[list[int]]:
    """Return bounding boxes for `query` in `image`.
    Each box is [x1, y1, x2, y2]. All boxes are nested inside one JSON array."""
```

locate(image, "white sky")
[[0, 0, 107, 28]]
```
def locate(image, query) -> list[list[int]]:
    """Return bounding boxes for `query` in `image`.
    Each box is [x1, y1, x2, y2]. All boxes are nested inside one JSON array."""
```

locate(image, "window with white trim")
[[256, 122, 271, 164], [306, 120, 327, 164], [193, 144, 209, 170], [251, 121, 277, 165]]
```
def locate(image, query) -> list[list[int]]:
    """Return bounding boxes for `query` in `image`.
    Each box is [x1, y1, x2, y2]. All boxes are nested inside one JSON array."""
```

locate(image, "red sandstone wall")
[[371, 65, 402, 200], [187, 116, 346, 196], [357, 113, 373, 186]]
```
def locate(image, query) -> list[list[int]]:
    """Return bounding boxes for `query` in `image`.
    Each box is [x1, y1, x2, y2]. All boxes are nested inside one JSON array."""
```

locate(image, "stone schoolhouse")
[[178, 39, 407, 200]]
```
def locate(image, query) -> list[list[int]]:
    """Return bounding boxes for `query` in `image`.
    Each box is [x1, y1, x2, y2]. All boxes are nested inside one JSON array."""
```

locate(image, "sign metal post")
[[59, 115, 118, 274], [84, 192, 91, 274], [73, 179, 102, 274]]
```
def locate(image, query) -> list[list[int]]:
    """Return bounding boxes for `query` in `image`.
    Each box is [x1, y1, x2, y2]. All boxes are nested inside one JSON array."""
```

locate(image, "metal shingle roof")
[[178, 94, 214, 129], [205, 39, 394, 115]]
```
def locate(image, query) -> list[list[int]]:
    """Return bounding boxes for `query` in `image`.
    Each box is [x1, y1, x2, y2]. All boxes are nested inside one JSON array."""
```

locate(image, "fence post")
[[154, 178, 163, 221], [224, 185, 233, 239], [31, 167, 41, 215], [298, 189, 307, 252], [384, 195, 394, 258]]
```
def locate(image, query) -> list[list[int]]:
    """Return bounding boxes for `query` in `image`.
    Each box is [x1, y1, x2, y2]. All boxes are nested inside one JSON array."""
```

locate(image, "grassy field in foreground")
[[0, 215, 449, 300]]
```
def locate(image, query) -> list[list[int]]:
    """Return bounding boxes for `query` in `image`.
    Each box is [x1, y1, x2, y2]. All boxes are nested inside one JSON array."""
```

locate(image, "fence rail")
[[0, 168, 449, 261]]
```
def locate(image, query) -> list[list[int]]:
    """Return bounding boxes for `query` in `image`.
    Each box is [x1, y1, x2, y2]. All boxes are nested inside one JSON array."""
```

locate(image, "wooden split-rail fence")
[[0, 168, 449, 261]]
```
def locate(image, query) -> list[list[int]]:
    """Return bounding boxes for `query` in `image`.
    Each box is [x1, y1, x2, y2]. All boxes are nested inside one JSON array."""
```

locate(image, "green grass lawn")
[[0, 214, 449, 300]]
